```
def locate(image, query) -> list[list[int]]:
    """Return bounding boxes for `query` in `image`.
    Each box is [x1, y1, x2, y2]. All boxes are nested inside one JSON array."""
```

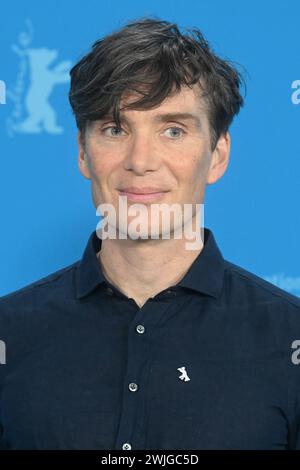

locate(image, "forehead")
[[119, 84, 207, 117], [90, 85, 210, 132]]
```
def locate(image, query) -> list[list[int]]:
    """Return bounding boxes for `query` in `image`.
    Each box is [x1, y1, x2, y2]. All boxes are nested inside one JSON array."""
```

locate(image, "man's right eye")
[[101, 126, 124, 136]]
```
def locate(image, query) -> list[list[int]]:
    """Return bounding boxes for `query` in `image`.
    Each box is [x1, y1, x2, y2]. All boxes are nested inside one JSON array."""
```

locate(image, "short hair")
[[69, 16, 246, 151]]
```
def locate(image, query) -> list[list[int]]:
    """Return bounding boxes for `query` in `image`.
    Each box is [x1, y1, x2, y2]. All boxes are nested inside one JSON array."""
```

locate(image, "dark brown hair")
[[69, 16, 246, 151]]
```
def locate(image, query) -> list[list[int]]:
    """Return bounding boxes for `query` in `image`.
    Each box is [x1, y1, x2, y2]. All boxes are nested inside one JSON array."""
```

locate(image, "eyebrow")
[[153, 112, 202, 127], [98, 112, 202, 128]]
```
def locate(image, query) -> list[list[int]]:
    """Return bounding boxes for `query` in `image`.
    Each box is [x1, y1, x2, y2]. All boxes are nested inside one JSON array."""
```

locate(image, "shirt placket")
[[113, 293, 177, 451]]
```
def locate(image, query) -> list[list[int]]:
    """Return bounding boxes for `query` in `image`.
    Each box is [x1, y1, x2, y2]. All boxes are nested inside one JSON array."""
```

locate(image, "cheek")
[[86, 138, 116, 171], [87, 152, 117, 183], [180, 154, 209, 184]]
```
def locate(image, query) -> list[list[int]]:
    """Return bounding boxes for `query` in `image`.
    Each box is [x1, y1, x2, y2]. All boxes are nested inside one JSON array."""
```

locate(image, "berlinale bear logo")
[[6, 19, 71, 136]]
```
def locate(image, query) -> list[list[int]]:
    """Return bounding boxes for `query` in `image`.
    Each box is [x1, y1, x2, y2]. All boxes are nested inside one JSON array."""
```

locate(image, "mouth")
[[118, 188, 169, 203]]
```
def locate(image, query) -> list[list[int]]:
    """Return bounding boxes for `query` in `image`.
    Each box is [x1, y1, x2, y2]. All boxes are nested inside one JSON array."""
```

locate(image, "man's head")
[[68, 17, 245, 239]]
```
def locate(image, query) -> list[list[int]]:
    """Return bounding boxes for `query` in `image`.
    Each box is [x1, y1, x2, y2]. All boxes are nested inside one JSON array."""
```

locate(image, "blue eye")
[[165, 127, 185, 138], [101, 126, 124, 137], [100, 125, 186, 138]]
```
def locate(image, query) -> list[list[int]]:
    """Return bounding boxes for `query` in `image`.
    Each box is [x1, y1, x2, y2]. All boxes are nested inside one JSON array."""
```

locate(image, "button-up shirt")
[[0, 227, 300, 449]]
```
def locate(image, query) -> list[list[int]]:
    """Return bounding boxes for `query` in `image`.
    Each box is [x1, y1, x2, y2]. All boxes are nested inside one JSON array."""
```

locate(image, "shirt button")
[[166, 289, 176, 295], [129, 382, 138, 392], [122, 442, 132, 450], [136, 324, 145, 334], [106, 287, 114, 295]]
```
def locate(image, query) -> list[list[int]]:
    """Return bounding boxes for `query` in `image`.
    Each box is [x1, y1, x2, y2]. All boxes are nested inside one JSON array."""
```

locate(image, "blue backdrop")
[[0, 0, 299, 297]]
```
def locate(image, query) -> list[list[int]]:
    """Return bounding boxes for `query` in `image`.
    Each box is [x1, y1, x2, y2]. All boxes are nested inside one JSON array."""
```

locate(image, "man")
[[0, 17, 300, 450]]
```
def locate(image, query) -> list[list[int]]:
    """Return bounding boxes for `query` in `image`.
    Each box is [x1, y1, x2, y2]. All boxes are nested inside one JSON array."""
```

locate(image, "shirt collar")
[[75, 227, 225, 300]]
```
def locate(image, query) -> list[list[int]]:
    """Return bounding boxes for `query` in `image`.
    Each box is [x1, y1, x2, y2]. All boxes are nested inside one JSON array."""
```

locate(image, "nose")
[[123, 131, 160, 175]]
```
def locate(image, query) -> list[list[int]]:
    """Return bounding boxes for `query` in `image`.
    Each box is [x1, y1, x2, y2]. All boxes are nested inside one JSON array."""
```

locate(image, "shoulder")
[[223, 259, 300, 328], [0, 261, 80, 325], [224, 260, 300, 307]]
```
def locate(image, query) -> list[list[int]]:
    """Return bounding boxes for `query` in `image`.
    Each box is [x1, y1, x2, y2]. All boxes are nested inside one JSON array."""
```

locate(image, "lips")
[[118, 187, 169, 194], [118, 187, 169, 202]]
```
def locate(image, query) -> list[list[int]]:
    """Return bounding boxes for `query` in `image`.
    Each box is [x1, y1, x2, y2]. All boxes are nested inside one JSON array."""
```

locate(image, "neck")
[[97, 217, 204, 308]]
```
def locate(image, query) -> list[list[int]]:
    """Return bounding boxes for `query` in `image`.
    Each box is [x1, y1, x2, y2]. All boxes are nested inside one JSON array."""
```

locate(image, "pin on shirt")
[[177, 366, 190, 382]]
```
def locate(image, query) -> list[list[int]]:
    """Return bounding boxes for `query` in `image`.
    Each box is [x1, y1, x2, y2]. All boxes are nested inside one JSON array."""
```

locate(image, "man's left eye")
[[165, 127, 185, 138]]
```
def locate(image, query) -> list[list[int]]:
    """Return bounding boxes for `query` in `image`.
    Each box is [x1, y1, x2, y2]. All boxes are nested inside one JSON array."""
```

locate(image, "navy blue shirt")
[[1, 227, 300, 450]]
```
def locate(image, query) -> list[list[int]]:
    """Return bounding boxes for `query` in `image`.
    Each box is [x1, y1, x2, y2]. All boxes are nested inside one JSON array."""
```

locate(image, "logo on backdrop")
[[291, 80, 300, 104], [0, 80, 6, 105], [6, 19, 72, 137]]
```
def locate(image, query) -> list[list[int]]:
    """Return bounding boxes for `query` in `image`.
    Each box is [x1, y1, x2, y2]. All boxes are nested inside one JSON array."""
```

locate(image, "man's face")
[[78, 84, 230, 239]]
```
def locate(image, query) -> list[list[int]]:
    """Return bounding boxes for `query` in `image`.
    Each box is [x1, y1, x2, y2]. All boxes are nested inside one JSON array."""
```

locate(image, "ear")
[[77, 131, 91, 180], [206, 132, 231, 185]]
